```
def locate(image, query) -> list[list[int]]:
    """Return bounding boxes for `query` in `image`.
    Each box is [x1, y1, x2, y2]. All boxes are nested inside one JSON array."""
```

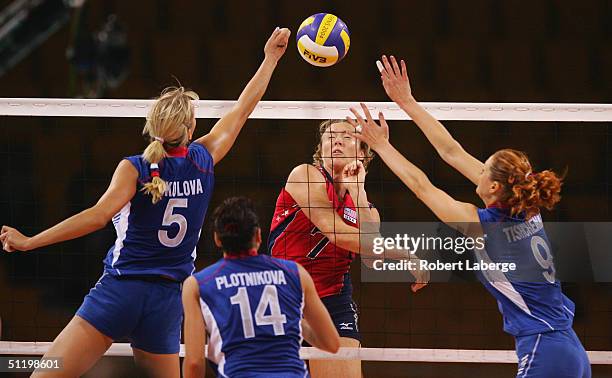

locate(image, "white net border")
[[1, 98, 612, 121], [0, 342, 610, 363]]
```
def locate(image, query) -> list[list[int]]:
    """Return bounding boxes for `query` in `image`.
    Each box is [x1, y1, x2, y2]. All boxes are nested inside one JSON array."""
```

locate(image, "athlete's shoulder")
[[188, 141, 208, 155], [121, 154, 148, 178], [287, 164, 325, 183], [193, 259, 227, 284], [260, 255, 302, 284], [477, 207, 509, 223], [267, 254, 299, 269], [187, 143, 214, 171]]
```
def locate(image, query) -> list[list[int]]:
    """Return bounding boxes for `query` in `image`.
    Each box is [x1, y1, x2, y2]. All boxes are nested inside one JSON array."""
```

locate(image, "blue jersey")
[[476, 207, 575, 337], [103, 143, 214, 281], [195, 254, 307, 378]]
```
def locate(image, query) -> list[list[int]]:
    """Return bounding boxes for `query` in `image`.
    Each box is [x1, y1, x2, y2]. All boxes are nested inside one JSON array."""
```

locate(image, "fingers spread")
[[349, 107, 366, 126], [400, 59, 408, 80], [376, 60, 384, 73], [382, 55, 394, 77], [390, 55, 401, 76], [359, 103, 374, 122], [378, 111, 386, 124], [345, 116, 358, 127]]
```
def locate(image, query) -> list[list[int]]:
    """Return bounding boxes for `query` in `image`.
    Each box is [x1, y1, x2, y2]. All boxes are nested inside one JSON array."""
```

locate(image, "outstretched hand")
[[410, 259, 430, 293], [377, 55, 414, 106], [264, 27, 291, 62], [346, 103, 389, 151], [0, 225, 31, 252]]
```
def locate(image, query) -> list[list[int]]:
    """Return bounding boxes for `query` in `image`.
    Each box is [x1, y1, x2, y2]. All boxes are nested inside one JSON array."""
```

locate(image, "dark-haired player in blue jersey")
[[0, 28, 291, 378], [346, 55, 591, 378], [182, 197, 340, 378]]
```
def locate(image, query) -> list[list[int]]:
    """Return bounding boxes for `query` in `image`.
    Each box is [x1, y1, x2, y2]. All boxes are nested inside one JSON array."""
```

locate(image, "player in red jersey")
[[268, 119, 428, 377]]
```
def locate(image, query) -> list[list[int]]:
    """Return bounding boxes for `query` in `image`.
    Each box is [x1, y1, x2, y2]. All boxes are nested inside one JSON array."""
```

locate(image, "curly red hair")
[[489, 149, 563, 219]]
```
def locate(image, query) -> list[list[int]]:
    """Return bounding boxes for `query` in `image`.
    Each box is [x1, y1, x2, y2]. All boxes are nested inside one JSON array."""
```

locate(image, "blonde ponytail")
[[140, 85, 199, 204], [141, 139, 168, 204]]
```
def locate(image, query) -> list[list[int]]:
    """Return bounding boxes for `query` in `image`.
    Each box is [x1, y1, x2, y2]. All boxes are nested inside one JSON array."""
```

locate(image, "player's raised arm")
[[285, 164, 377, 255], [348, 104, 480, 226], [1, 159, 137, 253], [298, 264, 340, 353], [377, 55, 484, 185], [194, 27, 291, 165], [182, 276, 207, 378]]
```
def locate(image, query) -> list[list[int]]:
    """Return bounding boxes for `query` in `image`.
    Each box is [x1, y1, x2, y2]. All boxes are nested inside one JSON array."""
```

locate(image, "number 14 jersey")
[[195, 253, 307, 378]]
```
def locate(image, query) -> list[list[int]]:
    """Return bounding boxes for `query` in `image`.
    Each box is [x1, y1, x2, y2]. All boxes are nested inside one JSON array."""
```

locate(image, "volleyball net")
[[1, 99, 611, 376]]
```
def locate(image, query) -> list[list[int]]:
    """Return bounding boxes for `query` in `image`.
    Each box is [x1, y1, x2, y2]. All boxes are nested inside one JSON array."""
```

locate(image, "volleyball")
[[296, 13, 350, 67]]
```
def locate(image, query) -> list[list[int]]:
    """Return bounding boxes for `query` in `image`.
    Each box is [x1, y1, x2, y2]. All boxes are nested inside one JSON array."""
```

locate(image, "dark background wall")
[[1, 1, 611, 377]]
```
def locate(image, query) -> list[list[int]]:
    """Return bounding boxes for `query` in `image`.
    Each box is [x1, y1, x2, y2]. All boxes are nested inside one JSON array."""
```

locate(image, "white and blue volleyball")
[[296, 13, 350, 67]]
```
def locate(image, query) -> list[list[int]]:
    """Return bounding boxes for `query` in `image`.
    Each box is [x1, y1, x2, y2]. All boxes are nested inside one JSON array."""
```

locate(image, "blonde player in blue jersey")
[[0, 27, 290, 378], [182, 197, 340, 377], [347, 55, 591, 378]]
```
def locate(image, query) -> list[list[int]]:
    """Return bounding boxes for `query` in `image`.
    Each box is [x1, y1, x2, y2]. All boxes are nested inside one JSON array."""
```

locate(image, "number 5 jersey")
[[103, 143, 214, 281]]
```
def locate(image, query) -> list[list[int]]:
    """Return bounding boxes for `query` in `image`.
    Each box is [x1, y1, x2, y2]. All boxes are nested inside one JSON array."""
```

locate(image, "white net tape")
[[1, 98, 612, 121], [0, 342, 611, 363]]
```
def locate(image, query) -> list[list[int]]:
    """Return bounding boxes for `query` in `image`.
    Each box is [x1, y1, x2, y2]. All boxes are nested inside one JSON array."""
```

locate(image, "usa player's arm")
[[285, 164, 373, 254], [182, 276, 206, 378], [1, 160, 137, 253], [350, 108, 481, 227], [377, 55, 484, 185], [298, 264, 340, 353], [193, 28, 290, 165]]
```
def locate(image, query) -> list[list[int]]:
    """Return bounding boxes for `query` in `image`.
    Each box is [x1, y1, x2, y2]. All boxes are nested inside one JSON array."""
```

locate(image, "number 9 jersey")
[[195, 252, 307, 378], [102, 143, 214, 281], [476, 206, 575, 337]]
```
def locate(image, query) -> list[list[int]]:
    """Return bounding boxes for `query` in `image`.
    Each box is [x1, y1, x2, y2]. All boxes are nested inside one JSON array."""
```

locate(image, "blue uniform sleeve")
[[124, 155, 148, 181], [477, 208, 497, 223], [188, 143, 214, 174]]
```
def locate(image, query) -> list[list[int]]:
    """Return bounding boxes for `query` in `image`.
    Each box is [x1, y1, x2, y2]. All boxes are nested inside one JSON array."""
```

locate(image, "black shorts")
[[321, 291, 361, 342]]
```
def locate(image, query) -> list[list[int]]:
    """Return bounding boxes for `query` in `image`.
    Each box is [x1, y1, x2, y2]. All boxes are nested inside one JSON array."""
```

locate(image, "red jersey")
[[268, 166, 360, 298]]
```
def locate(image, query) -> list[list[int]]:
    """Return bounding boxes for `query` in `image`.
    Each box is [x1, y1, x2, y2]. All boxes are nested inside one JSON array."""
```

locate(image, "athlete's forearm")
[[27, 207, 108, 251], [301, 320, 322, 349], [199, 57, 278, 163], [233, 56, 277, 120], [183, 359, 205, 378], [400, 98, 463, 159], [399, 98, 483, 184], [375, 140, 430, 197]]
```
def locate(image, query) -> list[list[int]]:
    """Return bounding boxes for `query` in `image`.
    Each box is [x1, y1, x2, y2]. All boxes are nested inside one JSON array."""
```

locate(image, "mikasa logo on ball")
[[296, 13, 350, 67]]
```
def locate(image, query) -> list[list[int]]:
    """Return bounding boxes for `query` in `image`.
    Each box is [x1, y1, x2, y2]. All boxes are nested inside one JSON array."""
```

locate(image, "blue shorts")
[[515, 329, 591, 378], [76, 273, 182, 354], [321, 292, 360, 342]]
